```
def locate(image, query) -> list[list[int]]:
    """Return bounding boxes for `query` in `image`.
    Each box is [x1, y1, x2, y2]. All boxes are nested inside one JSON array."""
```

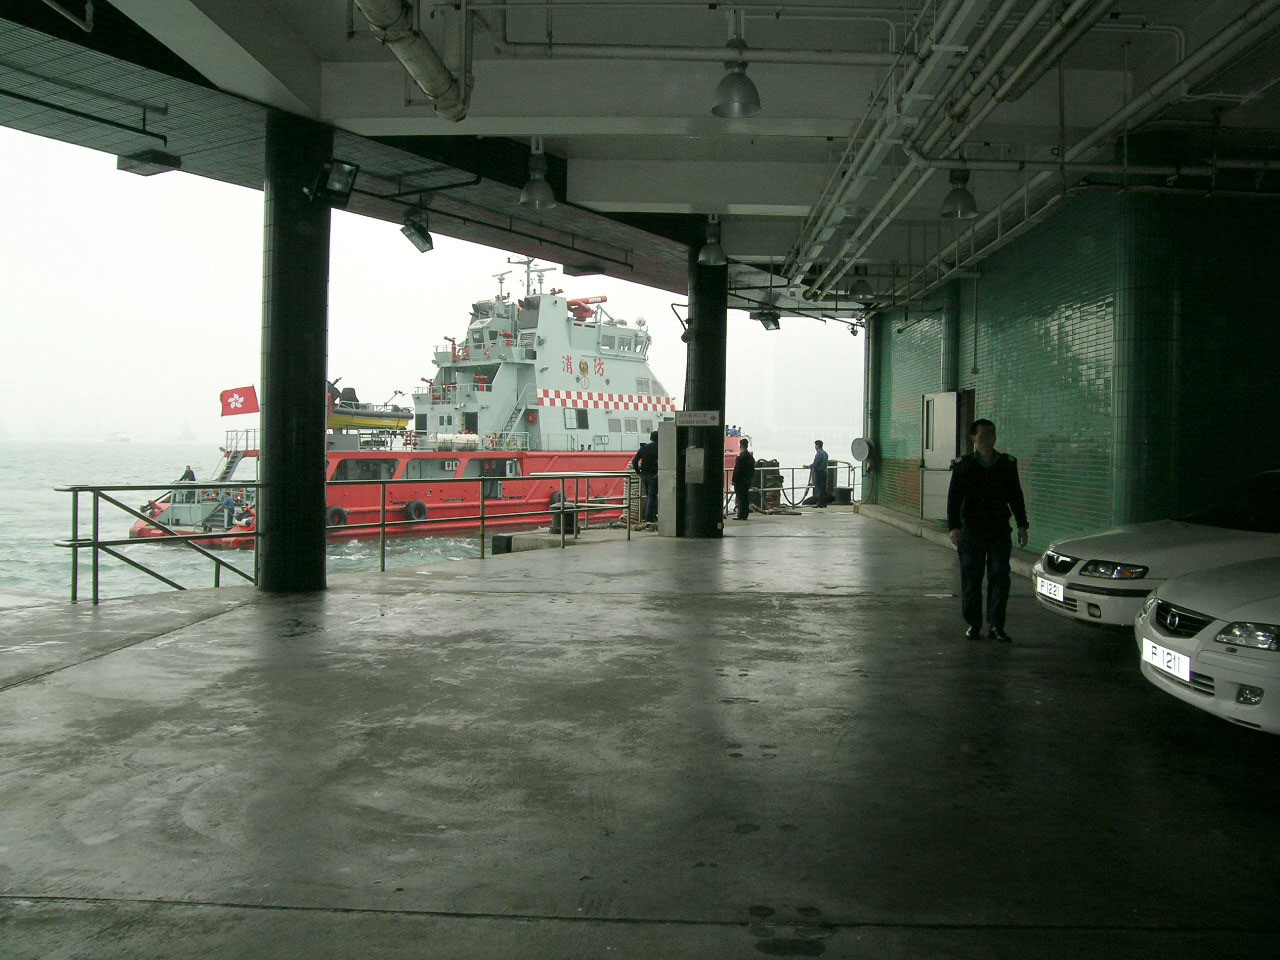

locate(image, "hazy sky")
[[0, 125, 863, 463]]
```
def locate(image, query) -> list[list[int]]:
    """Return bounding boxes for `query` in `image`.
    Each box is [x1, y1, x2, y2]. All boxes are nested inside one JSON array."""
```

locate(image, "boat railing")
[[52, 471, 636, 604], [223, 428, 259, 452]]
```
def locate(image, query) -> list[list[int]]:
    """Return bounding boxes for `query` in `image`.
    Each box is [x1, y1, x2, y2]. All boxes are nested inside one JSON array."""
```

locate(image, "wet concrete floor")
[[3, 508, 1280, 957]]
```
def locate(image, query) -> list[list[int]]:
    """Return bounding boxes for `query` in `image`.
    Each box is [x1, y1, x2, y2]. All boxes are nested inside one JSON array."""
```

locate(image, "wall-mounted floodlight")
[[749, 309, 781, 331], [697, 214, 728, 266], [940, 168, 978, 219], [401, 212, 434, 252], [305, 159, 359, 208], [519, 137, 558, 210], [117, 149, 182, 176]]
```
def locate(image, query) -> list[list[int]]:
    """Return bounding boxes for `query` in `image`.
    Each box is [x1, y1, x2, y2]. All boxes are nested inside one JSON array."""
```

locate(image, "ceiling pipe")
[[901, 143, 1280, 177], [890, 0, 1280, 302], [1003, 0, 1120, 102], [355, 0, 467, 121], [810, 0, 1099, 296]]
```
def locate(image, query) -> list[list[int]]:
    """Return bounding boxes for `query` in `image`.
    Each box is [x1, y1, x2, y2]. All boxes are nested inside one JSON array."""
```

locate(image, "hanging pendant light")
[[712, 18, 760, 119], [697, 214, 727, 266], [519, 137, 558, 210], [941, 167, 978, 219]]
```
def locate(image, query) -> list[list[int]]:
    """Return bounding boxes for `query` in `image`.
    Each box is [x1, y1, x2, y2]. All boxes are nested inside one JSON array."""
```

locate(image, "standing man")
[[947, 419, 1029, 642], [805, 440, 829, 507], [731, 438, 756, 520], [631, 430, 660, 524]]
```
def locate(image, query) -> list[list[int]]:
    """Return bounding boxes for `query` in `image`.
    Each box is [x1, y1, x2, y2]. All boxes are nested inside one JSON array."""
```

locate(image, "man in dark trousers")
[[630, 430, 660, 523], [731, 438, 756, 520], [947, 418, 1029, 642], [805, 440, 829, 507]]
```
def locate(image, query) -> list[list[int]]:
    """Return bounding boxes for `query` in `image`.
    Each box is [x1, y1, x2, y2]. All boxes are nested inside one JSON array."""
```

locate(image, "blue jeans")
[[958, 526, 1012, 629], [641, 474, 658, 522]]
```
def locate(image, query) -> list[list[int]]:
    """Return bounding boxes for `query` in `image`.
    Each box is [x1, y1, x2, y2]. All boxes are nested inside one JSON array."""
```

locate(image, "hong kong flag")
[[220, 386, 260, 416]]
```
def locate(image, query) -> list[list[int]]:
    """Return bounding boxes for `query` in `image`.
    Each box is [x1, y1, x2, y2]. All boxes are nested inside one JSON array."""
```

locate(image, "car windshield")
[[1182, 473, 1280, 533]]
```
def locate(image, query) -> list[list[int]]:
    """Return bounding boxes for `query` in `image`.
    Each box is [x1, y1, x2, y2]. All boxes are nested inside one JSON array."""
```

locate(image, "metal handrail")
[[723, 462, 862, 513]]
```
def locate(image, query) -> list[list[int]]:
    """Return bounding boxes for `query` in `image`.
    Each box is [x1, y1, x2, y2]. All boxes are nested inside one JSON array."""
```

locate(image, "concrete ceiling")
[[6, 0, 1280, 316]]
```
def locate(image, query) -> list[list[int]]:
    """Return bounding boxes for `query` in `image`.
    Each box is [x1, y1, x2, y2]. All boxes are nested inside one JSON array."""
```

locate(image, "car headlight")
[[1080, 559, 1149, 580], [1214, 622, 1280, 652], [1142, 594, 1158, 615]]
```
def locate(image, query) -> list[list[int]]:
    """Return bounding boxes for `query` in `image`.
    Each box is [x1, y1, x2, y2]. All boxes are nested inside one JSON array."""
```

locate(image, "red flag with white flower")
[[220, 386, 260, 416]]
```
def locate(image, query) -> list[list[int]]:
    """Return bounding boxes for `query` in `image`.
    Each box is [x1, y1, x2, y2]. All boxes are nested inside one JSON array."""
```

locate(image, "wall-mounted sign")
[[675, 410, 722, 427]]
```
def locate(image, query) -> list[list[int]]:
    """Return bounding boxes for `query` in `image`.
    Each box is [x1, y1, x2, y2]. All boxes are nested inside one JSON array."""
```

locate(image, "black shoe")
[[989, 627, 1012, 643], [965, 625, 982, 641]]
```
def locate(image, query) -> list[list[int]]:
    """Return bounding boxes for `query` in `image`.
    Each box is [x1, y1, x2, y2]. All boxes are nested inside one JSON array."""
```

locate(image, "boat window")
[[600, 334, 615, 350], [563, 408, 589, 430], [635, 378, 651, 395], [462, 458, 509, 478], [641, 419, 654, 433], [517, 309, 538, 329], [506, 460, 521, 476], [405, 459, 452, 480], [625, 418, 639, 433], [331, 458, 398, 481], [618, 338, 633, 352], [608, 418, 622, 432]]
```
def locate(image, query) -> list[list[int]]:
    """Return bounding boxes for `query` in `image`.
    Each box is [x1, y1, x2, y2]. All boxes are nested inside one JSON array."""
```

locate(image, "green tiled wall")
[[869, 191, 1280, 552]]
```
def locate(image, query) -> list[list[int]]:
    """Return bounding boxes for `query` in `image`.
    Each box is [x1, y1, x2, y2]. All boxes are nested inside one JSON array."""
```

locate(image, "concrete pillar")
[[258, 112, 332, 592], [681, 244, 728, 538], [941, 281, 961, 392]]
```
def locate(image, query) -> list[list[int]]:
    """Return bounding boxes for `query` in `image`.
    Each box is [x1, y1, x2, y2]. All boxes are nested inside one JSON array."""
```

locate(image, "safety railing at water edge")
[[722, 461, 863, 515], [54, 472, 636, 603], [54, 482, 263, 605]]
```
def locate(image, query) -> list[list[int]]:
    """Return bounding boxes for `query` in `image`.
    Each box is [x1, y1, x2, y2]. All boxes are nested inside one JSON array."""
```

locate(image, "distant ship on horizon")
[[105, 432, 130, 443]]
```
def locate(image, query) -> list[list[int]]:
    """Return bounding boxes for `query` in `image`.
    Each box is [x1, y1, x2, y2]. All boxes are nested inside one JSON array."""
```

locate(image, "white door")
[[921, 392, 959, 520]]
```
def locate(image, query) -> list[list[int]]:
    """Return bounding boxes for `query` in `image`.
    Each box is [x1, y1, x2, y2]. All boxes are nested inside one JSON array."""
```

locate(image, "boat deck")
[[4, 509, 1280, 958]]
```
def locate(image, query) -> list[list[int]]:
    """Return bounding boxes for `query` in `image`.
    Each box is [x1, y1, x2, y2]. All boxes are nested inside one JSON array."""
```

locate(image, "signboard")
[[675, 410, 722, 427]]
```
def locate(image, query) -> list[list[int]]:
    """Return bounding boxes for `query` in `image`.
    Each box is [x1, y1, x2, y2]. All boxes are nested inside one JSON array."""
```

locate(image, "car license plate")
[[1143, 639, 1191, 682], [1036, 576, 1064, 602]]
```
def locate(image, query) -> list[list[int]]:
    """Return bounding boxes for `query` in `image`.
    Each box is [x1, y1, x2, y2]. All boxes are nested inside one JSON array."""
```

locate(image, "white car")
[[1135, 556, 1280, 734], [1032, 471, 1280, 626]]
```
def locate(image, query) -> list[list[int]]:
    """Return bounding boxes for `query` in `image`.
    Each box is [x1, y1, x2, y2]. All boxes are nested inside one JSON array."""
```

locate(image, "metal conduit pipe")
[[485, 39, 897, 66], [911, 0, 1022, 136], [355, 0, 467, 121], [890, 0, 1280, 302], [901, 143, 1280, 177], [897, 0, 971, 102], [806, 0, 1065, 294], [1003, 0, 1121, 102]]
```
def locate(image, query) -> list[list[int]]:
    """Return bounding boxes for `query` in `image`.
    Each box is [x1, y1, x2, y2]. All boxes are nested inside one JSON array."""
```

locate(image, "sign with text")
[[675, 410, 722, 427]]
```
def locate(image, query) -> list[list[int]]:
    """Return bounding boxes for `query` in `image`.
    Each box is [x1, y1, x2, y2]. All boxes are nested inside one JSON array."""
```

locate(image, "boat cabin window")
[[617, 337, 633, 352], [635, 378, 651, 395], [331, 458, 397, 481], [608, 418, 622, 432], [405, 459, 460, 480], [438, 415, 454, 426], [600, 334, 615, 350], [462, 457, 513, 478], [641, 419, 654, 433], [625, 418, 639, 433], [563, 408, 589, 430]]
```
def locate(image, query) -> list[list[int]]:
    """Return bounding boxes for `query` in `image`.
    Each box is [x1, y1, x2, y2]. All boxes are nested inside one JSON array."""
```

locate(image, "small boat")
[[130, 263, 680, 547], [105, 432, 130, 443]]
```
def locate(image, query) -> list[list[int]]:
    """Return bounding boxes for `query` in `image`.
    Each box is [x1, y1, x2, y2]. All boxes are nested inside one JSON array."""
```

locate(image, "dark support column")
[[258, 112, 332, 592], [682, 244, 728, 538], [941, 281, 961, 392]]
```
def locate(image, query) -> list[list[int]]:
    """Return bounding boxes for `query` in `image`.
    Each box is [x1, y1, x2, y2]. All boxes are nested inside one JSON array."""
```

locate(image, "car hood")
[[1157, 556, 1280, 621], [1049, 520, 1280, 577]]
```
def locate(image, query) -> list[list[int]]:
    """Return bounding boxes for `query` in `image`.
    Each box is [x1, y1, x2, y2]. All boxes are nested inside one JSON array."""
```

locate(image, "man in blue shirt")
[[805, 440, 829, 507]]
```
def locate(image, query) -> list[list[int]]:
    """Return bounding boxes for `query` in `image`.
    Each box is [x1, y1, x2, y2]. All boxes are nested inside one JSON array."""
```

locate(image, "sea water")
[[0, 439, 479, 603]]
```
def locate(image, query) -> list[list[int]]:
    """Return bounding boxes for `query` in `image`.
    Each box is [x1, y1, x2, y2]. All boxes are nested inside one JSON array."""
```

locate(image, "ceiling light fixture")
[[519, 137, 558, 210], [697, 214, 727, 266], [712, 16, 760, 119], [940, 167, 978, 219], [401, 210, 434, 252]]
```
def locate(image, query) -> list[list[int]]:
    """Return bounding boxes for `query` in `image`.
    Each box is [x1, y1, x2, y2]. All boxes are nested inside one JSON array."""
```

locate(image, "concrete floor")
[[3, 509, 1280, 958]]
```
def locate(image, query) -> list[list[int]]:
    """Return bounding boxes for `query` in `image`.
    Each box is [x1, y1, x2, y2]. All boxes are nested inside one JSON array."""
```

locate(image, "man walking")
[[947, 419, 1029, 642], [731, 438, 756, 520], [805, 440, 829, 507], [630, 430, 660, 523]]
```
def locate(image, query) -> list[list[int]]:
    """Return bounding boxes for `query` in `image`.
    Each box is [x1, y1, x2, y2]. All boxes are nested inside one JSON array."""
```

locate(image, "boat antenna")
[[492, 270, 511, 299], [507, 255, 539, 295], [531, 266, 554, 294]]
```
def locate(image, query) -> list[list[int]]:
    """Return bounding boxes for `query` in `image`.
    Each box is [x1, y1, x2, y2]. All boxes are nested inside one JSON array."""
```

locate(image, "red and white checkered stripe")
[[537, 389, 676, 412]]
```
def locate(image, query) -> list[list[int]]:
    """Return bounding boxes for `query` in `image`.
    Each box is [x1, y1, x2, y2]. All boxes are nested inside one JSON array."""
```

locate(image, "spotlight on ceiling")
[[712, 35, 761, 119], [697, 214, 728, 266], [941, 167, 978, 219], [749, 309, 781, 331], [519, 137, 558, 211], [117, 149, 182, 176], [304, 159, 359, 209], [400, 211, 434, 253]]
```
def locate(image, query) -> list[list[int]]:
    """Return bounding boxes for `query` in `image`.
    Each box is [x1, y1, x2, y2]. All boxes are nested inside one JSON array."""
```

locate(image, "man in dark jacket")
[[630, 431, 659, 523], [731, 438, 756, 520], [947, 418, 1029, 642]]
